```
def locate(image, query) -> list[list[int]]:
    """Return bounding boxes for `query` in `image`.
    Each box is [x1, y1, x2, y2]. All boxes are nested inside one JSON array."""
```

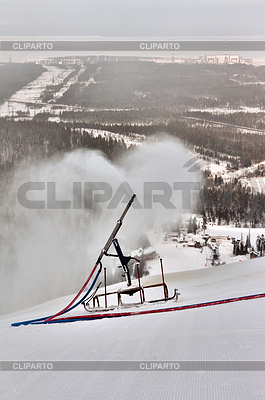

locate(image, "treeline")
[[41, 65, 81, 103], [53, 61, 265, 109], [0, 63, 45, 104], [0, 119, 134, 219], [56, 83, 80, 105], [78, 63, 100, 81], [197, 177, 265, 227], [0, 119, 132, 174], [68, 119, 265, 167], [65, 121, 164, 137], [195, 146, 240, 169], [184, 111, 265, 130], [60, 108, 179, 124], [167, 120, 265, 167]]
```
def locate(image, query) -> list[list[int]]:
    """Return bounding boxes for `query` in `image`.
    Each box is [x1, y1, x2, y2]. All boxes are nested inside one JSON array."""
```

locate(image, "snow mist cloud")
[[0, 137, 201, 314]]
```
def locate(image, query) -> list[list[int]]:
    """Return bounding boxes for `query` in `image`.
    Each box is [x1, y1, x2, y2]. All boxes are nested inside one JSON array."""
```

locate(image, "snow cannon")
[[11, 193, 180, 326]]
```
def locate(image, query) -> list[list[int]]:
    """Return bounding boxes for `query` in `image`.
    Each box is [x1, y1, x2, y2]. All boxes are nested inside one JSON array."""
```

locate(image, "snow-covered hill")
[[1, 251, 265, 399]]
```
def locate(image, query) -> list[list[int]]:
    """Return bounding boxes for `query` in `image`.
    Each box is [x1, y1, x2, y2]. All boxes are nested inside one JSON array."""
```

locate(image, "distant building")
[[39, 56, 84, 66], [140, 54, 253, 65], [140, 57, 199, 64], [35, 54, 255, 67], [198, 54, 252, 64]]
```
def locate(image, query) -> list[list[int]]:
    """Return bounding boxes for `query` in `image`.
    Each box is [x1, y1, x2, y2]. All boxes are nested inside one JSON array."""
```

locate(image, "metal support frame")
[[82, 258, 180, 311]]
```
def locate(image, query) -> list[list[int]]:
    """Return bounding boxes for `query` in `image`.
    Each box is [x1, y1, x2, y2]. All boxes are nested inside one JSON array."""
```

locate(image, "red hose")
[[45, 263, 98, 321], [47, 292, 265, 323]]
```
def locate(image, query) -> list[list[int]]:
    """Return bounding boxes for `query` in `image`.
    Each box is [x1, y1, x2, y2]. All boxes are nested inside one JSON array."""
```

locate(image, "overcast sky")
[[0, 0, 264, 37]]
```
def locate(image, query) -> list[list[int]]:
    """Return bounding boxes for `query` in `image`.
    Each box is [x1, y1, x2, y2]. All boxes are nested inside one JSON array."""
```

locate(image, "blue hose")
[[21, 291, 265, 325], [11, 269, 101, 327]]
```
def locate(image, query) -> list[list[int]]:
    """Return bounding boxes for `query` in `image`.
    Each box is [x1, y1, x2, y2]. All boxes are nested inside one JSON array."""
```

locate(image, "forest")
[[1, 117, 265, 227], [0, 119, 130, 170], [0, 62, 45, 104], [1, 60, 265, 229], [0, 119, 133, 218], [62, 119, 265, 168], [53, 61, 265, 109], [183, 111, 265, 130], [197, 174, 265, 227]]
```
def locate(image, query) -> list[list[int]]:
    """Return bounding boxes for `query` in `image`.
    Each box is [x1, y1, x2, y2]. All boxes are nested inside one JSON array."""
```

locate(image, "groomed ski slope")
[[1, 256, 265, 400]]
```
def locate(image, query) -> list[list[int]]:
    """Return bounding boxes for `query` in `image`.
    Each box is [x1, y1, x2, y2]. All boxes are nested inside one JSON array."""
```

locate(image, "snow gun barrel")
[[96, 193, 136, 264]]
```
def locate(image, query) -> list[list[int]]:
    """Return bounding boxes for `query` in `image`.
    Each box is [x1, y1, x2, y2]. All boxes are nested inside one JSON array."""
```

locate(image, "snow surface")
[[0, 66, 75, 117], [1, 226, 265, 399], [0, 72, 265, 399], [202, 158, 265, 193], [0, 65, 87, 119], [188, 107, 265, 114], [73, 128, 145, 147]]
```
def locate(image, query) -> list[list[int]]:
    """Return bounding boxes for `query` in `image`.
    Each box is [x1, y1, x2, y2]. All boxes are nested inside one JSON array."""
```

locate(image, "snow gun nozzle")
[[96, 193, 137, 265], [130, 193, 136, 203]]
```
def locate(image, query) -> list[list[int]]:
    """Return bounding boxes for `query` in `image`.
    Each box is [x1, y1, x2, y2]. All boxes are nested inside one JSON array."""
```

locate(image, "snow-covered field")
[[74, 127, 145, 147], [1, 68, 264, 195], [0, 65, 140, 121], [201, 157, 265, 193], [0, 66, 76, 117], [189, 106, 265, 114], [1, 225, 265, 399], [52, 65, 86, 101], [0, 65, 86, 119]]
